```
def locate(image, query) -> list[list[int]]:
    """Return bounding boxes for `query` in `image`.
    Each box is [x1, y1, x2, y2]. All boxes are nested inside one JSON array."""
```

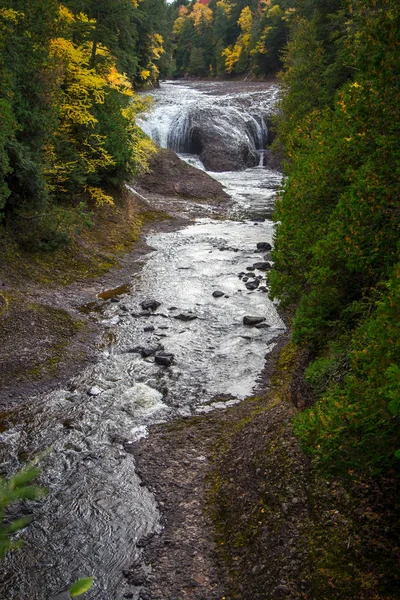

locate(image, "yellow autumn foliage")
[[267, 4, 282, 18], [173, 15, 186, 35], [216, 0, 233, 17], [222, 43, 242, 73], [223, 6, 252, 73], [0, 7, 24, 28], [85, 186, 114, 206], [140, 33, 165, 81], [189, 3, 213, 29], [238, 5, 252, 36]]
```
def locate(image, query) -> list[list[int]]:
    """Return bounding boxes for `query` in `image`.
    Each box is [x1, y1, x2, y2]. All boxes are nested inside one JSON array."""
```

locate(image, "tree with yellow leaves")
[[222, 5, 252, 73]]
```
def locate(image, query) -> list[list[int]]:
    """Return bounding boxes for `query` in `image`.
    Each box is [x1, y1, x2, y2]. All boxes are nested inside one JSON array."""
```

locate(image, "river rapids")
[[0, 81, 284, 599]]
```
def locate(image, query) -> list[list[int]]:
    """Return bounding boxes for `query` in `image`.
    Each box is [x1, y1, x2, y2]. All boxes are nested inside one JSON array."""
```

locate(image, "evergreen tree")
[[270, 0, 400, 474]]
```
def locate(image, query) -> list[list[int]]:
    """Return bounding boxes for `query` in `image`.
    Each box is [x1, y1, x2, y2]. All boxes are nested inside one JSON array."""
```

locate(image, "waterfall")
[[167, 112, 192, 153], [138, 82, 277, 171]]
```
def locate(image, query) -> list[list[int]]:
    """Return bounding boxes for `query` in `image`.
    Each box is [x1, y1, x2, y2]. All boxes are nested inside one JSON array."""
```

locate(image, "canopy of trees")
[[170, 0, 293, 78], [0, 0, 168, 248], [269, 0, 400, 475]]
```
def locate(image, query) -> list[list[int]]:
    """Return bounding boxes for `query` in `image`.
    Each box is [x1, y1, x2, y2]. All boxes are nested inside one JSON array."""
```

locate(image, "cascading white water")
[[138, 81, 277, 170]]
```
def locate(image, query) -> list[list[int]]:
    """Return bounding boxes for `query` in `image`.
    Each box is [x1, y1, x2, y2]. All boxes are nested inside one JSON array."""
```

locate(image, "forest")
[[0, 0, 399, 594], [1, 0, 399, 480], [0, 0, 170, 249]]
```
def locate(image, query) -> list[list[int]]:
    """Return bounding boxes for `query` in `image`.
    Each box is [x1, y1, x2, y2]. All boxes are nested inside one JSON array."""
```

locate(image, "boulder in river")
[[141, 300, 161, 311], [243, 316, 266, 326], [212, 291, 224, 298], [155, 353, 174, 367], [188, 107, 259, 171], [253, 262, 272, 270], [174, 312, 198, 322], [136, 148, 229, 201], [141, 347, 159, 358], [246, 280, 259, 290], [256, 242, 272, 251]]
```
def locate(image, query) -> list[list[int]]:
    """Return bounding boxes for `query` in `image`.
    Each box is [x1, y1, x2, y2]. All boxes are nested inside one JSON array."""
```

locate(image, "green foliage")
[[13, 201, 92, 252], [171, 0, 290, 78], [0, 0, 162, 248], [70, 577, 94, 597], [272, 0, 400, 475], [0, 466, 45, 558]]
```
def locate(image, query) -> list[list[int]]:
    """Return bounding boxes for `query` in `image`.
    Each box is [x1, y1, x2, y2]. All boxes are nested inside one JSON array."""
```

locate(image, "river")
[[0, 80, 284, 599]]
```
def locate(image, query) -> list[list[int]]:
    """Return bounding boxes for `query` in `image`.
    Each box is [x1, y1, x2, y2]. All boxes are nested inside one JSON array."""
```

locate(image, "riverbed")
[[0, 80, 284, 599]]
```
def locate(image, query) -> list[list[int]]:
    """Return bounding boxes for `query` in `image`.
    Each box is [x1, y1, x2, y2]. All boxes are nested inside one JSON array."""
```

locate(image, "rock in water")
[[212, 291, 224, 298], [141, 300, 161, 311], [253, 262, 272, 270], [243, 316, 266, 326], [246, 280, 259, 291], [256, 242, 272, 251], [155, 353, 174, 367], [88, 386, 103, 396], [174, 312, 198, 322], [137, 148, 229, 200], [140, 347, 158, 358]]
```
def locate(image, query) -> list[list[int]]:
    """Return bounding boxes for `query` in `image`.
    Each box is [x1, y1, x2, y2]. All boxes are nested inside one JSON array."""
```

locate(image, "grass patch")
[[0, 293, 89, 390], [0, 189, 172, 287]]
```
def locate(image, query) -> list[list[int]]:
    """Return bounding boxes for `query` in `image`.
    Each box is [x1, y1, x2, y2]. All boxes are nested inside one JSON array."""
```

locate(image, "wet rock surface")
[[194, 119, 258, 171], [253, 261, 271, 270], [133, 418, 226, 600], [243, 316, 267, 326], [137, 149, 229, 201], [154, 353, 174, 367], [131, 336, 312, 600], [174, 312, 198, 322], [141, 300, 161, 312], [0, 80, 286, 600]]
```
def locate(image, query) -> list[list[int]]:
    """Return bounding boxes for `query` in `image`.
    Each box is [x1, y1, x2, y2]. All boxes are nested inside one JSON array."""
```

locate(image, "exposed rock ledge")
[[137, 148, 229, 201]]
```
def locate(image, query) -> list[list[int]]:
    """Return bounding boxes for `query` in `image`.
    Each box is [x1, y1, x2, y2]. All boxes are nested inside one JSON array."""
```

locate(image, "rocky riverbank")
[[130, 338, 400, 600], [1, 144, 398, 600], [0, 150, 228, 408]]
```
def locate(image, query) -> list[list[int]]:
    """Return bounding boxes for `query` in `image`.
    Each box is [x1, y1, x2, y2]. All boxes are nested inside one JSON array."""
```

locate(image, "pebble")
[[174, 312, 197, 321], [88, 386, 103, 396], [141, 299, 161, 311]]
